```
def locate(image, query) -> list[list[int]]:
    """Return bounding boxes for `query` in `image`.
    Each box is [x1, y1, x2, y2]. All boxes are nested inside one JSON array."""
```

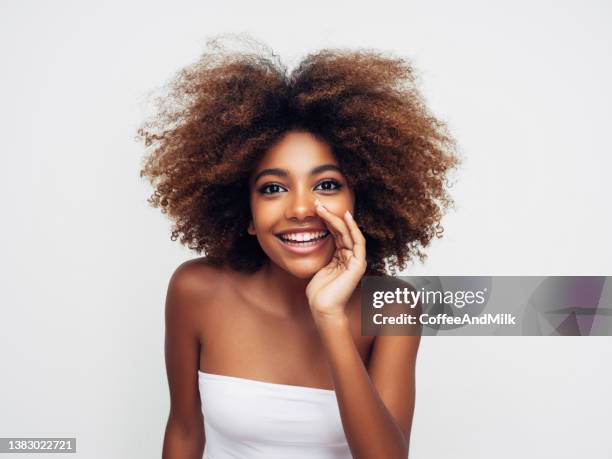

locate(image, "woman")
[[139, 36, 457, 459]]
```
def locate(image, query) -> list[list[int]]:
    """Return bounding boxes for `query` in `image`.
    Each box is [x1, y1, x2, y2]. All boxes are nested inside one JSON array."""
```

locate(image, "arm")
[[162, 262, 207, 459], [306, 203, 419, 459], [315, 314, 420, 459]]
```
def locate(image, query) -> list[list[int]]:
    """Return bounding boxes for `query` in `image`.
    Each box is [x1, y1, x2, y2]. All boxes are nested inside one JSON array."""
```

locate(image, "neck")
[[256, 260, 312, 318]]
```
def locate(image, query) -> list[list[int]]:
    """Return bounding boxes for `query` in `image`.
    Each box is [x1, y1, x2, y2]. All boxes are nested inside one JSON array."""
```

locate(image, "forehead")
[[254, 131, 338, 172]]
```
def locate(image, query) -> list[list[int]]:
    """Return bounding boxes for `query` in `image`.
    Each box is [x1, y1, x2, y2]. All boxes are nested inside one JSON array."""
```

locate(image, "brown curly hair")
[[138, 36, 459, 276]]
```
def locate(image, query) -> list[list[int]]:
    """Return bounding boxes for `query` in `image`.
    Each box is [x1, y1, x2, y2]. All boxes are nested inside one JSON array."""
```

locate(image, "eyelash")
[[257, 179, 343, 195]]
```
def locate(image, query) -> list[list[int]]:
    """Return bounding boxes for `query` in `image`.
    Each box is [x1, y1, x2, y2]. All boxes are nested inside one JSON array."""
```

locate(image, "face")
[[248, 130, 355, 279]]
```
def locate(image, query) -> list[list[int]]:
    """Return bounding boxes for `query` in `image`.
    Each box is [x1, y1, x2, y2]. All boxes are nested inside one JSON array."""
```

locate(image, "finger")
[[340, 247, 354, 265], [319, 207, 350, 251], [315, 200, 354, 249], [343, 210, 366, 262], [314, 200, 352, 249], [317, 211, 343, 248]]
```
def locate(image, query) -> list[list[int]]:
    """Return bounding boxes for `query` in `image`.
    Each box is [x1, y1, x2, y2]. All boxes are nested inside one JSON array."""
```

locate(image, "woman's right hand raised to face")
[[305, 199, 367, 323]]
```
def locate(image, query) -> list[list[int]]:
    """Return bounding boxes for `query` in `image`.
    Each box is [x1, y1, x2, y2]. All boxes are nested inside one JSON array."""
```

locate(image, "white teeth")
[[279, 231, 328, 242]]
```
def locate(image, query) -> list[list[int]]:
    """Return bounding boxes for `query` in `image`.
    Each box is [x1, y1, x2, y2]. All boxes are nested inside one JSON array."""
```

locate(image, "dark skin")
[[162, 132, 420, 459]]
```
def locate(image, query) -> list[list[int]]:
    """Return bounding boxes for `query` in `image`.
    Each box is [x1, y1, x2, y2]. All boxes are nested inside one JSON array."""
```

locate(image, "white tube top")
[[198, 370, 353, 459]]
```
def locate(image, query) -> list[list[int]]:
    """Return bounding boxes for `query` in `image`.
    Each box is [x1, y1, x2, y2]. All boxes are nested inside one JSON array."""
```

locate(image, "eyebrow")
[[252, 164, 343, 183]]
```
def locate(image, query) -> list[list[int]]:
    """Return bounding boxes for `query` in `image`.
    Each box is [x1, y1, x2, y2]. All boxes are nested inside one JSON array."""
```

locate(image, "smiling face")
[[248, 130, 355, 279]]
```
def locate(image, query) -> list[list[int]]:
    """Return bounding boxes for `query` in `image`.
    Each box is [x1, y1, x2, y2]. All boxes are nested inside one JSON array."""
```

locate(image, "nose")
[[284, 186, 317, 221]]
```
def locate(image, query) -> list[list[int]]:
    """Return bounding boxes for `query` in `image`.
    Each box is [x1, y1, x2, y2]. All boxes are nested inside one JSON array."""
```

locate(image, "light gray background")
[[1, 0, 611, 458]]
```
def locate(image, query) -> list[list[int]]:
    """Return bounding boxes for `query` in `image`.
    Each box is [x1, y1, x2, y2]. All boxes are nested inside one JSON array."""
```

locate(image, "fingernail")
[[345, 210, 353, 219]]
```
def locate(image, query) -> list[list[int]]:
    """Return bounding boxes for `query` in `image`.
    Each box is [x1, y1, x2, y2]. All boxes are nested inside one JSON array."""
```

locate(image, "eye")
[[257, 183, 287, 195], [314, 179, 343, 192]]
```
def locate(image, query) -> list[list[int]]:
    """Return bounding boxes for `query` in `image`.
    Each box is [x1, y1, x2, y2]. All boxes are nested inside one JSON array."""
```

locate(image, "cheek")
[[320, 193, 354, 216], [251, 199, 281, 229]]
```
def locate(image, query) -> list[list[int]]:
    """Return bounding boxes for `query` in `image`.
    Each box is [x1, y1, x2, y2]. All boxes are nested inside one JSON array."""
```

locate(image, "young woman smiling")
[[139, 36, 458, 459]]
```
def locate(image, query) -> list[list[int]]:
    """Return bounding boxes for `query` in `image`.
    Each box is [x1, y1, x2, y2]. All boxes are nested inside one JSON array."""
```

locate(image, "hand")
[[305, 199, 367, 321]]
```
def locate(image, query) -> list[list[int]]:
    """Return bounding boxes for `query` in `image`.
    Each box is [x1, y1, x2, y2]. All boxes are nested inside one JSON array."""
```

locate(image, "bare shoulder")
[[169, 257, 226, 293], [165, 257, 228, 319], [377, 273, 413, 288]]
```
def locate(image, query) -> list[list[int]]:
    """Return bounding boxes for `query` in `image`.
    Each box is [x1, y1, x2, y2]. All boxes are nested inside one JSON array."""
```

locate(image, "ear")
[[247, 220, 256, 235]]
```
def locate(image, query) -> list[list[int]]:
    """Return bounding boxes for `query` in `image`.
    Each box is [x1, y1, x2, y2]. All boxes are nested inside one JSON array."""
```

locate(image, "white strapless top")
[[198, 371, 353, 459]]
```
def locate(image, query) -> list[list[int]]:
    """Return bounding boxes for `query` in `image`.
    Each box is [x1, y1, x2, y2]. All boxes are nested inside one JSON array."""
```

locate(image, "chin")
[[261, 238, 334, 280], [273, 257, 318, 278], [288, 265, 320, 280]]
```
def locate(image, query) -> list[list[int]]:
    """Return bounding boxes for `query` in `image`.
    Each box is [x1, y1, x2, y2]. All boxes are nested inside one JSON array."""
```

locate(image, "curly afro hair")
[[138, 35, 459, 276]]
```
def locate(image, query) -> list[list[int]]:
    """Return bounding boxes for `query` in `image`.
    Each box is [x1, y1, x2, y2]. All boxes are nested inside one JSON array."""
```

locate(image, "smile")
[[275, 230, 331, 254]]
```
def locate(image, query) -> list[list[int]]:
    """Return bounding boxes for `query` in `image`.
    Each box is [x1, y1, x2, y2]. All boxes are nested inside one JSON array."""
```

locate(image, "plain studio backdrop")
[[1, 1, 611, 458]]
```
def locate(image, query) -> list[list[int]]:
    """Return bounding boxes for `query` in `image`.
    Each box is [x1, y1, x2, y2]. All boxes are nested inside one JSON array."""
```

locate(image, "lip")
[[275, 232, 331, 255]]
